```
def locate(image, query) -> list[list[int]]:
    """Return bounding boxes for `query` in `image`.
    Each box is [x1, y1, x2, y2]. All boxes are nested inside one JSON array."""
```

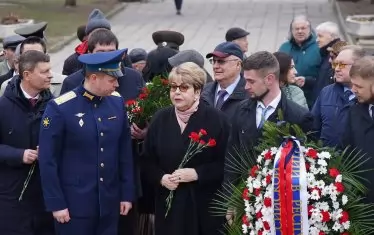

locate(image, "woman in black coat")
[[143, 62, 230, 235]]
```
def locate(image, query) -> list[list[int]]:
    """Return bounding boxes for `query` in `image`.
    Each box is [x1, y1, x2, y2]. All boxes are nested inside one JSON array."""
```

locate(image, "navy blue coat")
[[312, 83, 355, 147], [59, 67, 144, 102], [38, 86, 135, 217], [0, 77, 54, 232]]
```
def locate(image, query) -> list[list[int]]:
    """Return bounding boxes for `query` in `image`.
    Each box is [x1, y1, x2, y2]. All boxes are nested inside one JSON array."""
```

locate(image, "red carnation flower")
[[305, 162, 311, 171], [308, 205, 314, 216], [254, 188, 261, 196], [264, 197, 272, 207], [319, 232, 326, 235], [335, 182, 345, 193], [141, 87, 149, 94], [306, 148, 318, 159], [199, 140, 206, 145], [265, 174, 272, 184], [258, 231, 263, 235], [242, 188, 249, 200], [264, 150, 273, 160], [321, 211, 331, 222], [160, 78, 169, 85], [251, 165, 259, 177], [207, 138, 216, 147], [188, 132, 200, 142], [263, 221, 270, 230], [199, 129, 207, 135], [256, 211, 262, 219], [125, 100, 136, 106], [340, 211, 349, 223], [242, 215, 250, 226], [329, 168, 340, 178], [341, 233, 349, 235], [139, 93, 148, 100]]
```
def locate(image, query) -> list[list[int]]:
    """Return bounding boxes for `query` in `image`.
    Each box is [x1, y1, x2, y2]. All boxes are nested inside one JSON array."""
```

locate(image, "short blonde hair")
[[350, 56, 374, 80], [168, 62, 207, 90]]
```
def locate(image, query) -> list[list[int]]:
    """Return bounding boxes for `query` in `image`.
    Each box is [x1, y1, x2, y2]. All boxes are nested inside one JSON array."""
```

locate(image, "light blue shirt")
[[343, 87, 355, 101], [215, 75, 241, 105]]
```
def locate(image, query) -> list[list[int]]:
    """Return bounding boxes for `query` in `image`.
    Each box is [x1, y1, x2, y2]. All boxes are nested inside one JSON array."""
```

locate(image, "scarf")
[[175, 100, 199, 133], [75, 40, 88, 55]]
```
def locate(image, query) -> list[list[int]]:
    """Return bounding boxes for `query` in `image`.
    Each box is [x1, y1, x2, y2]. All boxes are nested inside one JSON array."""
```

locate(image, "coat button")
[[100, 132, 104, 137], [100, 178, 103, 182], [100, 148, 104, 152], [98, 117, 101, 122], [100, 163, 104, 167]]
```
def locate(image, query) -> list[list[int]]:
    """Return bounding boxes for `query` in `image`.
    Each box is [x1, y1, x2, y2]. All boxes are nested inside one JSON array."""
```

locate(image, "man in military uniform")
[[0, 35, 25, 76], [38, 49, 135, 235], [152, 30, 184, 51], [15, 22, 48, 39]]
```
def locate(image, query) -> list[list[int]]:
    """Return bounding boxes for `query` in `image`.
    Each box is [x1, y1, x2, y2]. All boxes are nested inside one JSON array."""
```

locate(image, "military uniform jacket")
[[38, 85, 135, 217]]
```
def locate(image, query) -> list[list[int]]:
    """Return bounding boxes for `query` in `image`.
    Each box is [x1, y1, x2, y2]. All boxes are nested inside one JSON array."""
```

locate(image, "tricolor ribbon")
[[271, 138, 308, 234]]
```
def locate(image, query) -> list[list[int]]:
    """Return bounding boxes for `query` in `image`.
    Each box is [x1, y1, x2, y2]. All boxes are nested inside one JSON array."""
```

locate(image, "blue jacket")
[[38, 86, 135, 217], [278, 34, 321, 107], [60, 67, 144, 102], [312, 83, 355, 147]]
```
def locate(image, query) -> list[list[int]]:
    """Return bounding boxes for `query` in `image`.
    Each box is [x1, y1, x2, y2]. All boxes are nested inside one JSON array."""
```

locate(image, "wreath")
[[212, 112, 374, 235]]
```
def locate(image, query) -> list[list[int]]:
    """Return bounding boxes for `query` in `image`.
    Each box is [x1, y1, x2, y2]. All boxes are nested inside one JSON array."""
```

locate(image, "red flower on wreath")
[[329, 168, 340, 178], [125, 100, 136, 106], [306, 148, 318, 159], [264, 197, 272, 207], [254, 188, 261, 196], [242, 188, 249, 200], [308, 205, 314, 216], [263, 221, 270, 230], [256, 211, 262, 219], [242, 215, 250, 226], [335, 182, 345, 193], [319, 232, 326, 235], [321, 210, 331, 222], [264, 150, 273, 160], [160, 78, 169, 85], [340, 211, 349, 223], [250, 165, 259, 177]]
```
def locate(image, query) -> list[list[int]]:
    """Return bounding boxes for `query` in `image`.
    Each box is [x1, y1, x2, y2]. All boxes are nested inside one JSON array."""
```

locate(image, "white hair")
[[316, 21, 340, 39]]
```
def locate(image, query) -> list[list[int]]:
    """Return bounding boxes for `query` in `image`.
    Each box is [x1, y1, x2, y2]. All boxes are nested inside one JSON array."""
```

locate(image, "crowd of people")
[[0, 7, 374, 235]]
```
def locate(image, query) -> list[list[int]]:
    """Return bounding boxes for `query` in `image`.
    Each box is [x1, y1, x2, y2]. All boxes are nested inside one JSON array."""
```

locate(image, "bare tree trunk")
[[64, 0, 77, 7]]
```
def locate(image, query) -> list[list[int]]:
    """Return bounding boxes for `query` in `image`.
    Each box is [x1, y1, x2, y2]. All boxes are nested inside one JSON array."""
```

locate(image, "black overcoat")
[[143, 103, 230, 235]]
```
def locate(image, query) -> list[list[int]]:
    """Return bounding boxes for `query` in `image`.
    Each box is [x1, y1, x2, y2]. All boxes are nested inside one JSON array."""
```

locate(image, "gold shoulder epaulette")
[[111, 91, 121, 97], [54, 91, 77, 105]]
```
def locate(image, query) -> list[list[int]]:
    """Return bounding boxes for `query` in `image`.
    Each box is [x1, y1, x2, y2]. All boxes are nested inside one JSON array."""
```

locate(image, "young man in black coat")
[[223, 51, 314, 223], [342, 56, 374, 204], [0, 50, 54, 234]]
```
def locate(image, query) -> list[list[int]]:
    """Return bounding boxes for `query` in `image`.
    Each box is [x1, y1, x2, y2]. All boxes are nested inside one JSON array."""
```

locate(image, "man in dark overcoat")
[[342, 56, 374, 204], [223, 51, 314, 223], [0, 50, 54, 235], [38, 49, 135, 235]]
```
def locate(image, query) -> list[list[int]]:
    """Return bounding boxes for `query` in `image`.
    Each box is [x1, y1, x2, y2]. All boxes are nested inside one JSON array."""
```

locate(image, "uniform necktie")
[[215, 90, 227, 110], [258, 106, 272, 129], [29, 98, 37, 107]]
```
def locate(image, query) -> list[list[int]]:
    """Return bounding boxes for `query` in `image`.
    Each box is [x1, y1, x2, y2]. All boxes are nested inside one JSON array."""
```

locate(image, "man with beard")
[[342, 56, 374, 204], [0, 50, 54, 235], [223, 51, 314, 223]]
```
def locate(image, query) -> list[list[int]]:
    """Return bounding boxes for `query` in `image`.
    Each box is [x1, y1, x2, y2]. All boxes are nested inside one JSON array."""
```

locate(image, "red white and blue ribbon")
[[271, 138, 308, 234]]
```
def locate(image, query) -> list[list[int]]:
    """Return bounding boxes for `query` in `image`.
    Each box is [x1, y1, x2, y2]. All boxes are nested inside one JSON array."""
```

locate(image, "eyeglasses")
[[209, 58, 239, 65], [169, 84, 191, 92], [332, 62, 353, 69]]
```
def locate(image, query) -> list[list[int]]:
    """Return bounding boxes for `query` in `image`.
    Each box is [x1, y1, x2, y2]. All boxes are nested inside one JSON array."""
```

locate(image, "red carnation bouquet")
[[126, 75, 171, 128], [165, 129, 216, 217]]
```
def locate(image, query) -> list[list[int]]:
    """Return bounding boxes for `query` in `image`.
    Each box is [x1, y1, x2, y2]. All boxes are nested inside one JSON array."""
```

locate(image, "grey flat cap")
[[168, 49, 205, 68], [14, 21, 47, 38], [3, 35, 25, 49], [129, 48, 147, 63]]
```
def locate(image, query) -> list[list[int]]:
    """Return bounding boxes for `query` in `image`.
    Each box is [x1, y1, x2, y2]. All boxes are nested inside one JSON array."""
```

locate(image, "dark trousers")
[[55, 215, 119, 235], [174, 0, 183, 10]]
